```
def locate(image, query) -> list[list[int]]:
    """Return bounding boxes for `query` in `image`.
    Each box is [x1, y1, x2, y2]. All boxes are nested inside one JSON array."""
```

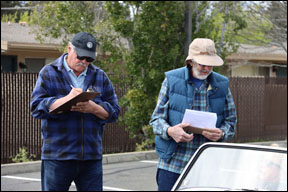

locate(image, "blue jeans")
[[156, 168, 180, 191], [41, 160, 102, 191]]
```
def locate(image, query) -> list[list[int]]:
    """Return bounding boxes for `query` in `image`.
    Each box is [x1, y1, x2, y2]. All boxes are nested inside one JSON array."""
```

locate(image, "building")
[[226, 44, 287, 77], [1, 22, 62, 72]]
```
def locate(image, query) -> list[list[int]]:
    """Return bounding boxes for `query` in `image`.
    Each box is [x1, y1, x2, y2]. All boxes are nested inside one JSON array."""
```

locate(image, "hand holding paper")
[[167, 123, 194, 143], [181, 109, 217, 134], [202, 127, 223, 141]]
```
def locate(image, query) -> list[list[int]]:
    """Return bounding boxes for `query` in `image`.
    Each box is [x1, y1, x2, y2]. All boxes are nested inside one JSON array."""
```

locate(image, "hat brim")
[[75, 47, 96, 60], [186, 54, 223, 66]]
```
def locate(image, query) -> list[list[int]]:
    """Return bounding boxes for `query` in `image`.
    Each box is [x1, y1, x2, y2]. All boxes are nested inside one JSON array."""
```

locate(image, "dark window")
[[258, 67, 269, 76], [276, 67, 287, 77], [1, 55, 17, 72], [25, 58, 45, 73]]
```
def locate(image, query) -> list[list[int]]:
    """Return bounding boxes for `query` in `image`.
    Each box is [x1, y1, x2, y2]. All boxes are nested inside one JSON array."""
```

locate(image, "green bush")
[[135, 125, 155, 151], [11, 147, 36, 163]]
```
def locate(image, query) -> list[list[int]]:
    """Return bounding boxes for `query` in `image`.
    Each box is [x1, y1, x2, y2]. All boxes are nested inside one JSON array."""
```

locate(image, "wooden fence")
[[1, 73, 138, 164], [1, 73, 287, 164], [229, 77, 287, 142]]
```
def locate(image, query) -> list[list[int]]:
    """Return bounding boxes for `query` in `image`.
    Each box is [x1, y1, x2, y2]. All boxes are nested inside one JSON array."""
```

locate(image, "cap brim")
[[75, 47, 96, 60], [186, 55, 223, 66]]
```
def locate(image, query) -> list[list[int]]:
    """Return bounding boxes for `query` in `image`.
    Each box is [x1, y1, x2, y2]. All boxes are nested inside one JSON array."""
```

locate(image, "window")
[[1, 55, 17, 72], [25, 58, 45, 73]]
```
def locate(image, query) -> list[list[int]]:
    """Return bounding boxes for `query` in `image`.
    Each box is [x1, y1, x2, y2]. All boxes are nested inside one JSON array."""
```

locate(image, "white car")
[[172, 142, 287, 191]]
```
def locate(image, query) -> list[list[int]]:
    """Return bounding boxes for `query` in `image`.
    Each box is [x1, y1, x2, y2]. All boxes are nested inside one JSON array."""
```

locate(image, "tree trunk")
[[219, 2, 228, 56], [184, 1, 192, 57]]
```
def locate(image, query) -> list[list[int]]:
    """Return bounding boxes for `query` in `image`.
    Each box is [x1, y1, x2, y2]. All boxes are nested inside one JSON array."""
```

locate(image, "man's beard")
[[192, 63, 212, 80]]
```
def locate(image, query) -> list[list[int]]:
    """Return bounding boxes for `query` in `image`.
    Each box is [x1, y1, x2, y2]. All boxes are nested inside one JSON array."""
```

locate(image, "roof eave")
[[226, 53, 287, 63], [1, 40, 62, 52]]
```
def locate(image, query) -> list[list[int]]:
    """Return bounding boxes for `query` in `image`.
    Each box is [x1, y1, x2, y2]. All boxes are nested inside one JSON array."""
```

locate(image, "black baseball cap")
[[71, 32, 98, 60]]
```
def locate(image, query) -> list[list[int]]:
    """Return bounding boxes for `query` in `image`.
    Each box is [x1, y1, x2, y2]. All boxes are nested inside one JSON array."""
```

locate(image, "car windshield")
[[177, 145, 287, 191]]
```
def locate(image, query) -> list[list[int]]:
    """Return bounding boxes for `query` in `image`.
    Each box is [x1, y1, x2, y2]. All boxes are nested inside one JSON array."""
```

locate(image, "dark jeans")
[[156, 168, 180, 191], [41, 160, 102, 191]]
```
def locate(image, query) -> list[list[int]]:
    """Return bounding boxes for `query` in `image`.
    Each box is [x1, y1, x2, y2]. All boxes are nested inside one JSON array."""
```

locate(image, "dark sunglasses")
[[77, 55, 94, 62]]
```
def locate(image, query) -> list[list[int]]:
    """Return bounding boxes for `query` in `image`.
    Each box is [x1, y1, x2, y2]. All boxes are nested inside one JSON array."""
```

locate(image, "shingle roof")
[[1, 22, 62, 45], [237, 44, 286, 55]]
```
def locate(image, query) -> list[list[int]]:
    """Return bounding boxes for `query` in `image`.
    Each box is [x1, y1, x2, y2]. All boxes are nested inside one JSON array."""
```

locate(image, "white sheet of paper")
[[182, 109, 217, 129]]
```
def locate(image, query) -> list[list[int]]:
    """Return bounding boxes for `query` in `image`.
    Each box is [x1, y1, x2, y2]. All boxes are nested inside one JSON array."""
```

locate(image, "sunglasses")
[[77, 55, 94, 62]]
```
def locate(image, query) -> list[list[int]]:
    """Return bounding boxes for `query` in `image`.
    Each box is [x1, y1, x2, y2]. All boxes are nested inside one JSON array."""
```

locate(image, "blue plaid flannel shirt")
[[150, 77, 237, 174], [30, 53, 120, 160]]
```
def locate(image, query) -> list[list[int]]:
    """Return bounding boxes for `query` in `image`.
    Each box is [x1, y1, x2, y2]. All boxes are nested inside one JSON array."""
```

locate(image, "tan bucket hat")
[[185, 38, 223, 66]]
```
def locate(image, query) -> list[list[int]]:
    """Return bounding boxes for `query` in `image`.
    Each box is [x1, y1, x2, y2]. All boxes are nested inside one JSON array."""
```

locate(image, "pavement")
[[1, 150, 158, 176], [1, 140, 286, 176]]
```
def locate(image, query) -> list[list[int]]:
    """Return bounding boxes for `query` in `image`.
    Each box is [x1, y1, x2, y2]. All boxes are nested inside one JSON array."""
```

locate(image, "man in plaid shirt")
[[150, 38, 237, 191], [30, 32, 120, 191]]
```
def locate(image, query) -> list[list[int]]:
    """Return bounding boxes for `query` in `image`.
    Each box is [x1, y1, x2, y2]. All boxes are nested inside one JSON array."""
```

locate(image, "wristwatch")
[[220, 131, 225, 140]]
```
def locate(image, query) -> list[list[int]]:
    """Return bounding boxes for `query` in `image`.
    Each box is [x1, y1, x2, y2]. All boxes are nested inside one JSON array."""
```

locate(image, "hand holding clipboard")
[[49, 85, 100, 115]]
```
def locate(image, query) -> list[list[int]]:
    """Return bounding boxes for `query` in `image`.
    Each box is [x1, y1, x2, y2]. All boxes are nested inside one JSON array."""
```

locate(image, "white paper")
[[182, 109, 217, 129]]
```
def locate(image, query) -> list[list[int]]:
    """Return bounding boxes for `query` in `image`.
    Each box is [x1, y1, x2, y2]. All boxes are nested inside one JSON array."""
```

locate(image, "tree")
[[209, 1, 248, 74], [184, 1, 192, 57], [105, 1, 247, 149], [184, 1, 248, 75], [1, 1, 23, 7], [237, 1, 287, 52], [28, 1, 128, 82], [29, 1, 107, 51], [1, 1, 30, 22], [106, 1, 186, 149], [265, 1, 287, 52]]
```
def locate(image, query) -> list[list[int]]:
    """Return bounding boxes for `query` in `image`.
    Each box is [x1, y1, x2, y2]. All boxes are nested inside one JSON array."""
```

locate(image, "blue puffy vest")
[[155, 67, 229, 162]]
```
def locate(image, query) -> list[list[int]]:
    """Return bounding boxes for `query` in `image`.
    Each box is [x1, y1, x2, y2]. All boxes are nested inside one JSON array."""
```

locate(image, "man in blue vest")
[[150, 38, 237, 191]]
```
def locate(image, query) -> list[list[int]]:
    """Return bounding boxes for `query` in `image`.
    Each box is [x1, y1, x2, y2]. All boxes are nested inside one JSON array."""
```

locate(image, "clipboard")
[[49, 91, 100, 115], [183, 125, 204, 135]]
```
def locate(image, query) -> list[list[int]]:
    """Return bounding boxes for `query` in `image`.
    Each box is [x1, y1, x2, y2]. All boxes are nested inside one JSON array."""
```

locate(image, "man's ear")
[[67, 44, 72, 54]]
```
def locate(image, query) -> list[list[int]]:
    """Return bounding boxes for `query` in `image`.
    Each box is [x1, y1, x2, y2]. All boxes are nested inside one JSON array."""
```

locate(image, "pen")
[[70, 85, 74, 89]]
